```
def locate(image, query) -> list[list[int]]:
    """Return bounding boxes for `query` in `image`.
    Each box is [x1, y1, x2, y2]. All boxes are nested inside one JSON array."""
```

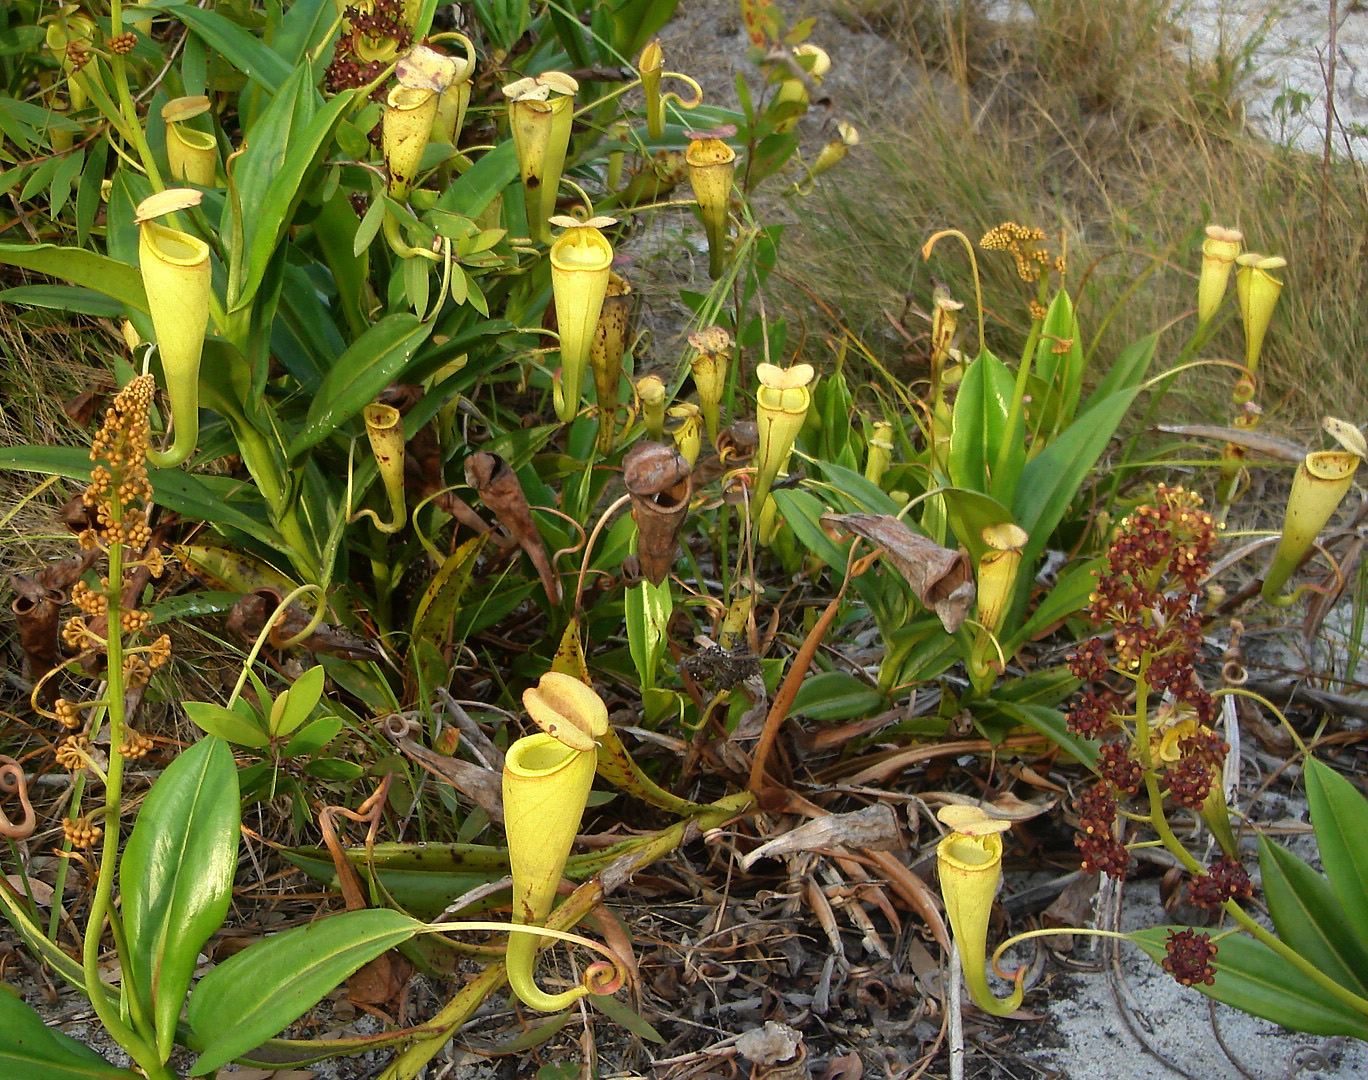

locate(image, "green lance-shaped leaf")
[[183, 700, 270, 748], [1258, 833, 1368, 997], [0, 243, 147, 312], [269, 664, 327, 739], [187, 908, 424, 1075], [1305, 757, 1368, 952], [1029, 289, 1085, 442], [120, 736, 241, 1062], [1130, 928, 1368, 1040], [287, 313, 431, 461], [221, 63, 356, 315], [0, 992, 139, 1079], [1012, 383, 1142, 572]]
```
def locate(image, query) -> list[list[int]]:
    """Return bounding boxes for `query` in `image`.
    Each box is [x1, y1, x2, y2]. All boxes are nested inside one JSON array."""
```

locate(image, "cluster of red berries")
[[1162, 928, 1218, 986], [1164, 726, 1229, 809], [1188, 855, 1253, 909], [324, 0, 410, 93], [1075, 780, 1129, 879], [1096, 742, 1142, 794]]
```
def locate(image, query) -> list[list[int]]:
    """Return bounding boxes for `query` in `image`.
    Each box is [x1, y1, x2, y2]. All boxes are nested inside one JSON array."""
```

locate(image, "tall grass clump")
[[799, 0, 1368, 428]]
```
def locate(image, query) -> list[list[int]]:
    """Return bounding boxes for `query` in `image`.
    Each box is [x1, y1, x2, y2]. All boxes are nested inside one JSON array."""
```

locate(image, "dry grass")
[[788, 0, 1368, 433], [0, 308, 114, 574]]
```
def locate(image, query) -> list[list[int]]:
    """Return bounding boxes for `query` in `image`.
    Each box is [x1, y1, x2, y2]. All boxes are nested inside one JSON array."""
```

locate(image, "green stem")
[[108, 0, 165, 191], [79, 499, 174, 1079]]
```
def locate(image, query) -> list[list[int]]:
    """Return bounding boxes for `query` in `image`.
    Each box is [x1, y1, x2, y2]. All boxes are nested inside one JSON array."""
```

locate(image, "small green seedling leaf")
[[269, 664, 326, 738], [183, 701, 270, 748], [283, 715, 343, 758]]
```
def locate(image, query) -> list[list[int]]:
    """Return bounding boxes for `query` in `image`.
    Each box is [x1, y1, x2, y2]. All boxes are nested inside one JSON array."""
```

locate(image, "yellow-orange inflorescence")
[[62, 815, 102, 848], [55, 734, 91, 772], [55, 375, 171, 763], [980, 221, 1055, 283], [118, 728, 155, 760], [54, 698, 84, 730]]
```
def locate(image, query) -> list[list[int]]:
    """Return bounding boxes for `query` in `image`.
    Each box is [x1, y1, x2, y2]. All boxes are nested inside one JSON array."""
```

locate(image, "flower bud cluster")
[[62, 815, 102, 849], [326, 0, 409, 93]]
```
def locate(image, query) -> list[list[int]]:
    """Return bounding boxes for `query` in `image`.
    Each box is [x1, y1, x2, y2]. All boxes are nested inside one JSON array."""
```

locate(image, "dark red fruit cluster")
[[1075, 781, 1129, 879], [1188, 855, 1253, 909], [1097, 742, 1142, 794], [1164, 727, 1229, 809], [325, 0, 410, 94], [1162, 928, 1218, 986]]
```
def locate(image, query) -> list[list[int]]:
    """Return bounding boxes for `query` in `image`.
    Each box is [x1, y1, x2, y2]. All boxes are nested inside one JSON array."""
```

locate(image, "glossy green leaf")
[[437, 140, 519, 220], [984, 701, 1099, 769], [269, 0, 338, 65], [0, 243, 146, 312], [791, 671, 884, 722], [149, 470, 285, 550], [352, 185, 386, 261], [948, 349, 1017, 496], [18, 155, 60, 203], [187, 908, 424, 1075], [225, 66, 356, 314], [302, 757, 365, 780], [1079, 332, 1156, 414], [1305, 757, 1368, 950], [183, 701, 270, 748], [283, 714, 343, 758], [938, 487, 1013, 563], [809, 458, 901, 515], [76, 137, 110, 245], [47, 147, 85, 219], [1008, 556, 1104, 651], [1259, 833, 1368, 995], [1030, 289, 1084, 440], [606, 0, 680, 60], [772, 488, 852, 574], [1129, 927, 1368, 1039], [590, 990, 666, 1043], [625, 578, 672, 693], [121, 737, 241, 1061], [287, 313, 431, 460], [0, 993, 138, 1079]]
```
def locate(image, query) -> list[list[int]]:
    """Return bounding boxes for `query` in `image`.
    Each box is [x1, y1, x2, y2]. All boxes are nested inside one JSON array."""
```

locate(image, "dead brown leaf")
[[819, 513, 973, 632]]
